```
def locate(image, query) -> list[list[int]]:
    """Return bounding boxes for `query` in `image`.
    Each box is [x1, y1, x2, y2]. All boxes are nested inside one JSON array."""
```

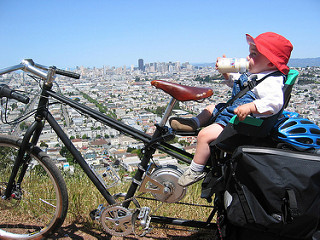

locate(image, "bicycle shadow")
[[49, 222, 111, 239], [49, 222, 216, 240], [123, 227, 216, 240]]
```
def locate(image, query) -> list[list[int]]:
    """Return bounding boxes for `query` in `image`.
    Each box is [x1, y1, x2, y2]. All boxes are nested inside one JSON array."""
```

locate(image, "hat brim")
[[246, 33, 288, 74], [246, 34, 255, 46]]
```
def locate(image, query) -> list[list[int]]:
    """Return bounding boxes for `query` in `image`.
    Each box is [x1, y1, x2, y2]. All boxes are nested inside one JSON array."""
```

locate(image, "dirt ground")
[[49, 222, 217, 240]]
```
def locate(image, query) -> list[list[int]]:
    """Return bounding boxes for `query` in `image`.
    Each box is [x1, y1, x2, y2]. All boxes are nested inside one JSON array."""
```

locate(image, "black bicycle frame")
[[6, 86, 193, 207], [43, 89, 215, 228]]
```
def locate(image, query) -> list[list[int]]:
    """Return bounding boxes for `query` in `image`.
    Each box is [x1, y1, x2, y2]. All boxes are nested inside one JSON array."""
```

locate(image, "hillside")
[[288, 57, 320, 67], [194, 57, 320, 68]]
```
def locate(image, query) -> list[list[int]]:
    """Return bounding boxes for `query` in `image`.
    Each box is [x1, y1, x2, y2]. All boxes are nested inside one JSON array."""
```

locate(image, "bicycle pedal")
[[89, 204, 105, 220], [89, 209, 98, 220], [138, 207, 151, 227]]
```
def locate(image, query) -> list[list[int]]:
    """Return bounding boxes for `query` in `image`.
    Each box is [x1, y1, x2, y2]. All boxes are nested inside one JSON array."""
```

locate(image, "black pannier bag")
[[225, 146, 320, 239]]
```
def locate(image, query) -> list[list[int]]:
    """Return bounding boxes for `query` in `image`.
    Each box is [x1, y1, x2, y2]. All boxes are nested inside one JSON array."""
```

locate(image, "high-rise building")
[[138, 59, 144, 71]]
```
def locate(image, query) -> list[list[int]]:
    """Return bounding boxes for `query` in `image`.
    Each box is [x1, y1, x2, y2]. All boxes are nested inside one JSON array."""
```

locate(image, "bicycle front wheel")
[[0, 135, 68, 239]]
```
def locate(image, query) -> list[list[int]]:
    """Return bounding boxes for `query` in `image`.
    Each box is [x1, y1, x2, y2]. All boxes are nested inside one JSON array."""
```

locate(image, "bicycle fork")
[[3, 120, 44, 199]]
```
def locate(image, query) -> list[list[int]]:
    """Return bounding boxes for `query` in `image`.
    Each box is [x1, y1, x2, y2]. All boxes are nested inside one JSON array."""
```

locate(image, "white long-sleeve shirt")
[[226, 71, 284, 117]]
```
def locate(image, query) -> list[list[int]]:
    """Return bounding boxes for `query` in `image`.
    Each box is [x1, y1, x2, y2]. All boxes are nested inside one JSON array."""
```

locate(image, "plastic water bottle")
[[217, 58, 249, 73]]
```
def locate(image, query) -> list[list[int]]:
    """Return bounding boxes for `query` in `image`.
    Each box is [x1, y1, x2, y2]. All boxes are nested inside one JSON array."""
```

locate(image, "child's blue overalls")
[[213, 73, 257, 127]]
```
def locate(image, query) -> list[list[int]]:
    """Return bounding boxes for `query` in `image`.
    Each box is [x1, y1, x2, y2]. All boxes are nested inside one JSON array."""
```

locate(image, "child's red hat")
[[246, 32, 293, 75]]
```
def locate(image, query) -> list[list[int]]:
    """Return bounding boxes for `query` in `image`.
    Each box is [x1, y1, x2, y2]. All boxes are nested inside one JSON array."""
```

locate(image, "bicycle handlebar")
[[0, 59, 80, 80], [0, 59, 80, 104], [0, 84, 30, 104], [27, 59, 81, 79], [55, 68, 80, 79]]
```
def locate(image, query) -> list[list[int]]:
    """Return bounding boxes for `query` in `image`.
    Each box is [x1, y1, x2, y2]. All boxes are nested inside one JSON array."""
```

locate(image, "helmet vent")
[[317, 139, 320, 146], [301, 120, 313, 124], [289, 127, 307, 134], [310, 128, 320, 135], [281, 121, 297, 129], [296, 137, 313, 144]]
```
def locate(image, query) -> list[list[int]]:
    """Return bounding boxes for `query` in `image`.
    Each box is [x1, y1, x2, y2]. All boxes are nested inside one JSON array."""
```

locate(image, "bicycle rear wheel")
[[0, 135, 68, 239]]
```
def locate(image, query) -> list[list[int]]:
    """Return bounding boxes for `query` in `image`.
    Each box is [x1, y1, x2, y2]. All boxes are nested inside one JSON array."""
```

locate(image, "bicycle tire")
[[0, 134, 68, 239]]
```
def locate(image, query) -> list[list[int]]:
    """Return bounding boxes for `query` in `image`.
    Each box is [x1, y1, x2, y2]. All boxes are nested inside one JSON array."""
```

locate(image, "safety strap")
[[211, 71, 283, 122]]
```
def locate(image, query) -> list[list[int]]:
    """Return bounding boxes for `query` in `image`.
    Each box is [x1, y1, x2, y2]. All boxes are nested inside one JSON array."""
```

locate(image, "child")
[[170, 32, 293, 187]]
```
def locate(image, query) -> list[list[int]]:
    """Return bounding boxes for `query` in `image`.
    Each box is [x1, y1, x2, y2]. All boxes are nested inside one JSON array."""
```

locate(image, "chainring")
[[100, 205, 133, 237], [99, 193, 141, 237]]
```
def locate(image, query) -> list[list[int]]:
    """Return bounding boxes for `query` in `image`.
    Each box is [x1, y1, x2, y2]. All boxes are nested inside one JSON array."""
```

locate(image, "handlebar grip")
[[55, 68, 80, 79], [0, 84, 30, 104], [11, 91, 30, 104]]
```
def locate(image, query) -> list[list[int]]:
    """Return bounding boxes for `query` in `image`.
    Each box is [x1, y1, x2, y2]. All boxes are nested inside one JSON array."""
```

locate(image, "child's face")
[[247, 45, 277, 73]]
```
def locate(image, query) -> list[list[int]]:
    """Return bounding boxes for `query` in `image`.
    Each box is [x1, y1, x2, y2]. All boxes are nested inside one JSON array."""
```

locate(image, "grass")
[[1, 162, 215, 237], [62, 166, 215, 227]]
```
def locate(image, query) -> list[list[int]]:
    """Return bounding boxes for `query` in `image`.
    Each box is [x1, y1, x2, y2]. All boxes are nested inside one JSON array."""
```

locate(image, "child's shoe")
[[178, 167, 206, 187], [169, 117, 198, 131]]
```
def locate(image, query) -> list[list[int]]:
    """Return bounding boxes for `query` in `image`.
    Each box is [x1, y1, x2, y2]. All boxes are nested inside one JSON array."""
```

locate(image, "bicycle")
[[0, 59, 217, 239]]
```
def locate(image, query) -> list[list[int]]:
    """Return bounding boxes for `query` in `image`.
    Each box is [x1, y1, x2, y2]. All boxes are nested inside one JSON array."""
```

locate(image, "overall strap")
[[227, 71, 283, 109], [212, 71, 283, 122]]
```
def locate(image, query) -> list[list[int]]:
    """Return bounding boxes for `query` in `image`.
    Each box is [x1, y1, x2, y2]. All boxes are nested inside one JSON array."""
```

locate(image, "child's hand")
[[216, 54, 226, 69], [234, 102, 257, 121], [216, 54, 229, 80]]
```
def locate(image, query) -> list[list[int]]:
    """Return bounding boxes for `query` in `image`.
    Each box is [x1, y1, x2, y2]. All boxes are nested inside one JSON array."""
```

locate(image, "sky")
[[0, 0, 319, 69]]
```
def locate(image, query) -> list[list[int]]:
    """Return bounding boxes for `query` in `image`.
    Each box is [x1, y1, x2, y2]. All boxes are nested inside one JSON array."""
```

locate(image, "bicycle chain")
[[101, 188, 173, 237], [102, 184, 214, 237]]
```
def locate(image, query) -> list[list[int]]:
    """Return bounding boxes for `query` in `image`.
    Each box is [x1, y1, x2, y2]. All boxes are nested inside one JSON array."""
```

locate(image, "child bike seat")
[[214, 69, 299, 153], [151, 80, 213, 101]]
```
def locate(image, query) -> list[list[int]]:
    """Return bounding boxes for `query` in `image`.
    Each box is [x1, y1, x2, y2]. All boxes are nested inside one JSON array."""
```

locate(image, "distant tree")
[[40, 142, 48, 148], [19, 122, 28, 131], [11, 102, 18, 110], [178, 140, 190, 147], [60, 146, 76, 165], [126, 147, 135, 153]]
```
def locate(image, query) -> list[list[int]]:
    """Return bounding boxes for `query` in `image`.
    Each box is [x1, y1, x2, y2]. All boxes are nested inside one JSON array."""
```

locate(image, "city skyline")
[[0, 0, 320, 69]]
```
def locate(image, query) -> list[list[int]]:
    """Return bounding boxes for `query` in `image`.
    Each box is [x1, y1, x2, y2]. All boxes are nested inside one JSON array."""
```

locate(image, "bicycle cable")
[[0, 73, 66, 126], [0, 74, 42, 125]]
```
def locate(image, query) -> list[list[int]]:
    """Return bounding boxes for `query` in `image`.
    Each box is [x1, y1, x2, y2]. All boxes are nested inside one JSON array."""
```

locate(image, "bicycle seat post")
[[158, 97, 177, 127]]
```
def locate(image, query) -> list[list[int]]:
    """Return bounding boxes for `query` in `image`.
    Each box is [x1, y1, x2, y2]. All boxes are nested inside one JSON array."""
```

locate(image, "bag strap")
[[229, 161, 255, 223], [283, 189, 300, 223], [234, 180, 255, 224], [212, 71, 283, 122]]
